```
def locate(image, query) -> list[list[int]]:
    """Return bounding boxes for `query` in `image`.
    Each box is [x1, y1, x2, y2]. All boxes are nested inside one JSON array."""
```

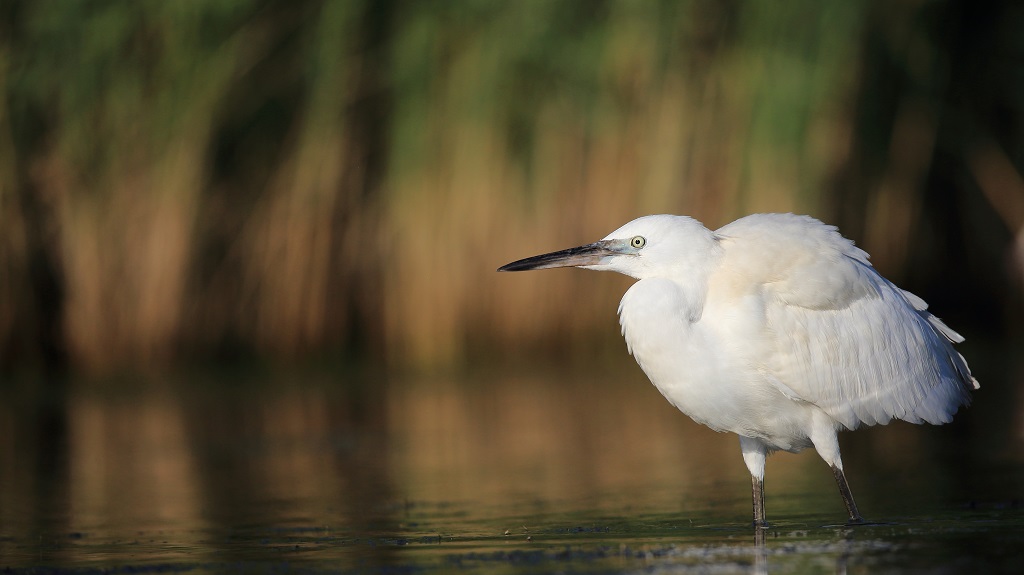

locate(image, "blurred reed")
[[0, 0, 1020, 375]]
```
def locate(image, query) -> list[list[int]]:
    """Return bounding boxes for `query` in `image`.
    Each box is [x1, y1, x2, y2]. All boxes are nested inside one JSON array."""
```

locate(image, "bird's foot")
[[843, 516, 894, 527], [821, 516, 880, 528]]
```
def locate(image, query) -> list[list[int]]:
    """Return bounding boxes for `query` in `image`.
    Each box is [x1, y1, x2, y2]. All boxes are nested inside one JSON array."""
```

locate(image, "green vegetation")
[[1, 0, 1020, 375]]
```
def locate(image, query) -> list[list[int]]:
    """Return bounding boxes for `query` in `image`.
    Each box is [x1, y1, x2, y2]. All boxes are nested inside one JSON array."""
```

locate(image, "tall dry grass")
[[0, 0, 1019, 376]]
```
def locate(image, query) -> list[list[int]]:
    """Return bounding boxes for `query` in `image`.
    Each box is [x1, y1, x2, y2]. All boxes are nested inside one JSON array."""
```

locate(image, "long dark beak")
[[498, 240, 619, 271]]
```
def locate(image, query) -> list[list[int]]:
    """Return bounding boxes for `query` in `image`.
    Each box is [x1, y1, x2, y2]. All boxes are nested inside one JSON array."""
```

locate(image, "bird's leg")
[[810, 419, 866, 525], [740, 436, 770, 528], [751, 474, 768, 528], [830, 465, 864, 524]]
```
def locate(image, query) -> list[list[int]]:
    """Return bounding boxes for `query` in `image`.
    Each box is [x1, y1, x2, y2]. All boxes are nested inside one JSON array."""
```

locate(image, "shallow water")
[[2, 347, 1022, 573]]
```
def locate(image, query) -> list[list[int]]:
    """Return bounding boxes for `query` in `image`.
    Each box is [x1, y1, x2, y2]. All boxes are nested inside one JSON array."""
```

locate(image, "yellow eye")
[[630, 236, 646, 249]]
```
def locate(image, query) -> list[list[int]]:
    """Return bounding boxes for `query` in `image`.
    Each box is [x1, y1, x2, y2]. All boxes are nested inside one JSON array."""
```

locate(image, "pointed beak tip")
[[496, 261, 530, 272]]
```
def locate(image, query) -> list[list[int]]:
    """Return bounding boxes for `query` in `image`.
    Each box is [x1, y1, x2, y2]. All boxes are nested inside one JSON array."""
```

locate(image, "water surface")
[[1, 349, 1022, 573]]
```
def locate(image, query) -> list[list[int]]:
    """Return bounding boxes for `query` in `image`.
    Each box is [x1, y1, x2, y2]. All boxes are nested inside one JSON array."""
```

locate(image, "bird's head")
[[498, 215, 721, 280]]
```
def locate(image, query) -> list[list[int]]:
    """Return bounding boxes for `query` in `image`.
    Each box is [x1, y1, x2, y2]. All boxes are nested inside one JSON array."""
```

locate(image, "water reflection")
[[1, 346, 1022, 572]]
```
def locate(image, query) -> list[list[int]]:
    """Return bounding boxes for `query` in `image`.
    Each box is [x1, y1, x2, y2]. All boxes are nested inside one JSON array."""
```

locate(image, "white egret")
[[498, 213, 978, 527]]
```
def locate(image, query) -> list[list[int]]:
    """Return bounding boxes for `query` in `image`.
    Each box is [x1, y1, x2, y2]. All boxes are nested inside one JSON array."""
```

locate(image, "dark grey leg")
[[831, 465, 865, 524], [752, 475, 768, 528]]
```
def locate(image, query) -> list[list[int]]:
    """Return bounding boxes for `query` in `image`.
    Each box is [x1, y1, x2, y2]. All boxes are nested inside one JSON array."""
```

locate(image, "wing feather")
[[718, 214, 977, 430]]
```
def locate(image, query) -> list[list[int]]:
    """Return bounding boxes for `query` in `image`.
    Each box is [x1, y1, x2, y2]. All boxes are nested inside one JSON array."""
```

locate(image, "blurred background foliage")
[[0, 0, 1022, 377]]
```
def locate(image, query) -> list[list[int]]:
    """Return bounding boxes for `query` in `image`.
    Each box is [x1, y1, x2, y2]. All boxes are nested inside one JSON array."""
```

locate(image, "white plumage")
[[499, 213, 978, 526]]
